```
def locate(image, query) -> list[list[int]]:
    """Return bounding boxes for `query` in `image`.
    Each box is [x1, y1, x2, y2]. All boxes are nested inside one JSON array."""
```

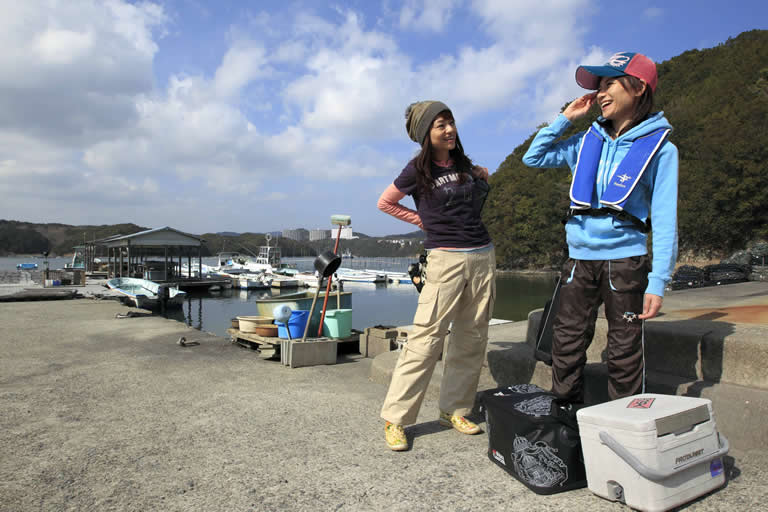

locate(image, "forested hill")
[[484, 29, 768, 270], [0, 219, 421, 258]]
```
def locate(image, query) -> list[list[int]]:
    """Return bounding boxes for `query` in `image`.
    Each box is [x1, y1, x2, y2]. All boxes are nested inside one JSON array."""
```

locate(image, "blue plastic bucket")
[[276, 310, 310, 339]]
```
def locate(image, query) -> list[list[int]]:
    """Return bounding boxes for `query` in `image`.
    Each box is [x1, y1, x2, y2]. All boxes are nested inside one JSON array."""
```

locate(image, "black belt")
[[563, 208, 651, 233]]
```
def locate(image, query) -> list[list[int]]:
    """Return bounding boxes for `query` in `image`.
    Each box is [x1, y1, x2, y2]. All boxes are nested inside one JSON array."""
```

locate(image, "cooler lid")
[[576, 394, 712, 434]]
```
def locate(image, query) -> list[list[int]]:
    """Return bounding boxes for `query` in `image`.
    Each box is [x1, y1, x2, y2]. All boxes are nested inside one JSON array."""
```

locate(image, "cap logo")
[[607, 53, 631, 68]]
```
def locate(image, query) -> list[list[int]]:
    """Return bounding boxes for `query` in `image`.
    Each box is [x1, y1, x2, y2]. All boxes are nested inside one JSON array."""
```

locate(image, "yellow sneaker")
[[439, 411, 481, 435], [385, 421, 408, 451]]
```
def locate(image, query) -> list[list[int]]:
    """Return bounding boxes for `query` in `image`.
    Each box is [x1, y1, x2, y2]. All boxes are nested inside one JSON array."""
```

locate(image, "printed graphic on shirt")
[[431, 171, 472, 207]]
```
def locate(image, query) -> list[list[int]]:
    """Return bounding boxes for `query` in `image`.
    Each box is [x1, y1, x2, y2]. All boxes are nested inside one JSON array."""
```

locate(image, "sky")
[[1, 1, 766, 237]]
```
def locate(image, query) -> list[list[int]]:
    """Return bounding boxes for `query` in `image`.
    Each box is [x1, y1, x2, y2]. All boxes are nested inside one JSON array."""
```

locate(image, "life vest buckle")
[[563, 208, 651, 233]]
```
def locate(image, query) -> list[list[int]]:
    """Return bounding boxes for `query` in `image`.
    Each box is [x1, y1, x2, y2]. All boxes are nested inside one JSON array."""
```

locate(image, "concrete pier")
[[1, 280, 767, 510]]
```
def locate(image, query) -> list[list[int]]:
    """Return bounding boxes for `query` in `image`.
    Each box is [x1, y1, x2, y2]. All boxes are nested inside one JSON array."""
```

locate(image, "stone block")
[[280, 339, 337, 368], [360, 326, 399, 358]]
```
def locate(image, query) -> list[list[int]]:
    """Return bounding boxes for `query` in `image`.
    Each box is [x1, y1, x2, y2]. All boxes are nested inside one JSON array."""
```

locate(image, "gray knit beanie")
[[405, 101, 451, 144]]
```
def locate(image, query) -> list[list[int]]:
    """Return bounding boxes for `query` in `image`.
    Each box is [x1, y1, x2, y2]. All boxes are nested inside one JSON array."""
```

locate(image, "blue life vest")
[[570, 126, 670, 212]]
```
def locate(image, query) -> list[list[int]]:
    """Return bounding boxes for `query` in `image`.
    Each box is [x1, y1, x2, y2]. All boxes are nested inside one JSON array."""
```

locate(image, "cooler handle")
[[598, 431, 729, 482]]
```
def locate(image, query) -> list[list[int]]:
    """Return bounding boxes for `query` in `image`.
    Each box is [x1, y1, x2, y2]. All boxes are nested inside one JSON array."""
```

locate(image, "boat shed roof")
[[100, 226, 204, 248]]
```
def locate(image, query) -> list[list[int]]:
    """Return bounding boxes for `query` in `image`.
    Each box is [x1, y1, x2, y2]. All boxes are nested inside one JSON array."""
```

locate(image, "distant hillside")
[[384, 230, 425, 239], [0, 219, 423, 258], [484, 29, 768, 269], [0, 220, 148, 256]]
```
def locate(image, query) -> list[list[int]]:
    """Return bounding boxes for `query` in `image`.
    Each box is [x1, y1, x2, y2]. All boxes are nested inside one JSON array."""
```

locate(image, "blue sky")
[[1, 1, 765, 237]]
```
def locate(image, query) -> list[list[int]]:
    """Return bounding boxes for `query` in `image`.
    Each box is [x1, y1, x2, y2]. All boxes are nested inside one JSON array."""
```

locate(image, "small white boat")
[[16, 262, 39, 270], [269, 275, 300, 288], [365, 269, 411, 284], [335, 268, 387, 283], [234, 272, 273, 289], [106, 277, 186, 309], [180, 261, 214, 278], [294, 271, 323, 288]]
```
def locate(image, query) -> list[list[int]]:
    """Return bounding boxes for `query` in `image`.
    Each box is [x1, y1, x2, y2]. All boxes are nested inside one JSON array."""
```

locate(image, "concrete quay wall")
[[371, 281, 768, 450]]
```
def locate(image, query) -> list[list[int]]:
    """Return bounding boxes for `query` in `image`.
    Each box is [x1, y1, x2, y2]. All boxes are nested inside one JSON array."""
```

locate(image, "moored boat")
[[365, 269, 411, 284], [106, 277, 186, 309], [233, 272, 273, 289], [16, 263, 38, 270], [335, 268, 386, 283]]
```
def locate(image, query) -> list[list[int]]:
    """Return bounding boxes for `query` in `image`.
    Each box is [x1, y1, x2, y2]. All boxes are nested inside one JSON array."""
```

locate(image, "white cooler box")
[[576, 394, 729, 512]]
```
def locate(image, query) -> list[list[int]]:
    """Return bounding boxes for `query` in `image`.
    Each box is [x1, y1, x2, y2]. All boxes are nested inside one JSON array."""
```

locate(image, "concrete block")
[[703, 323, 768, 389], [360, 334, 397, 358], [360, 326, 398, 357], [280, 339, 337, 368], [364, 326, 398, 339]]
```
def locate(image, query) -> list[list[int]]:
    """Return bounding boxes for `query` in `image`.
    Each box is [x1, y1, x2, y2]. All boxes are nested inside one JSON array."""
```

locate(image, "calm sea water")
[[1, 256, 556, 338]]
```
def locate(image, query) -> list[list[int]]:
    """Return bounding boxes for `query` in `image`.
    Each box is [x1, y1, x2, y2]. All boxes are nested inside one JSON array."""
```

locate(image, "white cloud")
[[0, 0, 166, 146], [214, 43, 270, 98], [399, 0, 461, 32], [0, 0, 614, 232], [34, 29, 95, 64]]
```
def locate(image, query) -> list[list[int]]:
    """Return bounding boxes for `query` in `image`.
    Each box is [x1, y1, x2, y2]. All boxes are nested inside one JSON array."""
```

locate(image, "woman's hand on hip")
[[563, 93, 597, 122], [472, 165, 489, 181], [638, 293, 663, 320]]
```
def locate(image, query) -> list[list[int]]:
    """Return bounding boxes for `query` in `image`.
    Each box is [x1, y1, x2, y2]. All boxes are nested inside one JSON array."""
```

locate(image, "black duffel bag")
[[478, 384, 587, 495]]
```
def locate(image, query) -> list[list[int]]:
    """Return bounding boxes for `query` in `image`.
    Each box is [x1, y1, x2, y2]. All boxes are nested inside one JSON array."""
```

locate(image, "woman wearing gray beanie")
[[378, 101, 495, 451]]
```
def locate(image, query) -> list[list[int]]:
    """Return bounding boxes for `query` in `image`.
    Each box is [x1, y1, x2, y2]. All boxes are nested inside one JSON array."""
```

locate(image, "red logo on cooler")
[[627, 398, 655, 409]]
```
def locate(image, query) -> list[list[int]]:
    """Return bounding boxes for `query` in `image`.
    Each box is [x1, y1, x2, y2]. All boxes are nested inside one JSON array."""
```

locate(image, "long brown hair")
[[600, 75, 655, 136], [412, 110, 474, 197]]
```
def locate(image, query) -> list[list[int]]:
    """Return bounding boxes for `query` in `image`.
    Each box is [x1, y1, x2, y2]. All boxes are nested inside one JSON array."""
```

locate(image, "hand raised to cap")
[[563, 92, 597, 122]]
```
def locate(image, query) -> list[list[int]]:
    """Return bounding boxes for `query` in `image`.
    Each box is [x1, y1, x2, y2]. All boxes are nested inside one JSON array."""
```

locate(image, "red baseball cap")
[[576, 52, 658, 92]]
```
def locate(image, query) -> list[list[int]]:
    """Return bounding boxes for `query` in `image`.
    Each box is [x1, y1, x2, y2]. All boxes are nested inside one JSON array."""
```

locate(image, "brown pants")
[[380, 248, 496, 425], [552, 257, 649, 402]]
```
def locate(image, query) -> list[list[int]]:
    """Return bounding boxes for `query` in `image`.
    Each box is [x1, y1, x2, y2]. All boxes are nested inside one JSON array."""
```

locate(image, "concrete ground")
[[1, 298, 767, 511]]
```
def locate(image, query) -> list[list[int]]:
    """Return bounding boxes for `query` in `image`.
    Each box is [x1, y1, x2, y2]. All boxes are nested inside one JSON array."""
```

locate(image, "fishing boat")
[[210, 252, 253, 275], [335, 268, 387, 283], [106, 277, 187, 309], [16, 263, 39, 270]]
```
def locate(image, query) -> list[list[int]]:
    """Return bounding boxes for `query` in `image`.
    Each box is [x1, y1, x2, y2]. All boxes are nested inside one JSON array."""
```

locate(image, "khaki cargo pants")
[[380, 247, 496, 426]]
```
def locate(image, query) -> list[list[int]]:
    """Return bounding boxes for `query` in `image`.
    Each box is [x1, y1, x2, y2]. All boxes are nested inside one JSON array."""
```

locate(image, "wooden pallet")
[[227, 328, 282, 359], [227, 328, 362, 360]]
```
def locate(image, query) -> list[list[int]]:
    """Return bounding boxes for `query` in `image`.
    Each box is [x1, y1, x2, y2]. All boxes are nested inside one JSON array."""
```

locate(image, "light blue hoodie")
[[522, 112, 678, 297]]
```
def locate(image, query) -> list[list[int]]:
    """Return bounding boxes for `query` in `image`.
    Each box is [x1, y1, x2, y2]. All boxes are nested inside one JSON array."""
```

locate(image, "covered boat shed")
[[101, 226, 204, 280]]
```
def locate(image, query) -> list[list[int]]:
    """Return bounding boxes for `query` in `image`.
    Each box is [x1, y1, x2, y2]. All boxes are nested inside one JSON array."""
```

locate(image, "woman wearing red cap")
[[523, 52, 679, 403], [378, 101, 495, 451]]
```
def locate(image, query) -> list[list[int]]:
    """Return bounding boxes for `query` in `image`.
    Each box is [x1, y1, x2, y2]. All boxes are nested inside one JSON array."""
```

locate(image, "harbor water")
[[1, 256, 556, 338]]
